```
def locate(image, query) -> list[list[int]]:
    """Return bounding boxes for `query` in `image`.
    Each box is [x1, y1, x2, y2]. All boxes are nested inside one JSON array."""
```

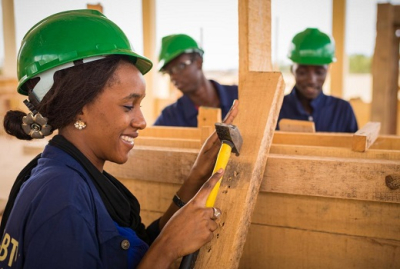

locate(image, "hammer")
[[179, 122, 243, 269]]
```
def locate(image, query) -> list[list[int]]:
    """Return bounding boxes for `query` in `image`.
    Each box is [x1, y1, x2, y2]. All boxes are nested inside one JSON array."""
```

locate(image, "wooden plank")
[[278, 119, 315, 133], [273, 131, 400, 150], [104, 147, 198, 184], [106, 148, 400, 204], [270, 144, 400, 161], [197, 106, 221, 128], [252, 192, 400, 240], [262, 154, 400, 203], [352, 122, 381, 152], [241, 224, 400, 269], [244, 193, 400, 268], [247, 0, 271, 71]]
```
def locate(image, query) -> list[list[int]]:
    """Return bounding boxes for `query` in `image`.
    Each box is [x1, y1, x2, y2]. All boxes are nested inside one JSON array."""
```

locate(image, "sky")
[[1, 0, 399, 70]]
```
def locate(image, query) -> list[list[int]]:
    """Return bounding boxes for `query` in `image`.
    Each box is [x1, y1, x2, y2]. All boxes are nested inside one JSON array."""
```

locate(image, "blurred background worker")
[[154, 34, 238, 127], [277, 28, 358, 133]]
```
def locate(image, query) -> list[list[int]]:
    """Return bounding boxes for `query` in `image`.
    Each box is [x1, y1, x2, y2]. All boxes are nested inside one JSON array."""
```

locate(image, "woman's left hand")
[[182, 100, 239, 197]]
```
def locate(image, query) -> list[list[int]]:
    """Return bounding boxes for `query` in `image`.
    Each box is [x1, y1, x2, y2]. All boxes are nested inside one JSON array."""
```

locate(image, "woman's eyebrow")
[[122, 93, 143, 100]]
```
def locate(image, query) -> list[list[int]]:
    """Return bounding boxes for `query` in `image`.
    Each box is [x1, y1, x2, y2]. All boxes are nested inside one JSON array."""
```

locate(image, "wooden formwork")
[[103, 122, 400, 268]]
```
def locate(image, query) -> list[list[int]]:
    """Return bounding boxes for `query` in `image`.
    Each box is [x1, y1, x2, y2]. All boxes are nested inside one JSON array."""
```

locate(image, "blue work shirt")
[[0, 144, 150, 269], [153, 80, 238, 127], [277, 87, 358, 133]]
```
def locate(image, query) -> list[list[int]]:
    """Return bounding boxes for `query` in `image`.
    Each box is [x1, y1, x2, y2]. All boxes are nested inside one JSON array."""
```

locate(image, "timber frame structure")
[[104, 1, 399, 268], [1, 0, 400, 268]]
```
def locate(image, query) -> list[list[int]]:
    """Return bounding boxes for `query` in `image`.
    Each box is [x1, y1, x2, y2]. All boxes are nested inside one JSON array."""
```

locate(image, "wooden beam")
[[105, 149, 400, 204], [273, 131, 400, 150], [243, 0, 272, 72], [141, 0, 156, 124], [270, 144, 400, 161], [371, 3, 398, 134], [352, 122, 381, 152], [262, 154, 400, 203], [330, 0, 346, 98], [278, 119, 315, 133]]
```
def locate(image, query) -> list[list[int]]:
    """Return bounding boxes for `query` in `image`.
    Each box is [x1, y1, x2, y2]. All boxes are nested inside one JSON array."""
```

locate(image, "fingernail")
[[217, 168, 223, 174]]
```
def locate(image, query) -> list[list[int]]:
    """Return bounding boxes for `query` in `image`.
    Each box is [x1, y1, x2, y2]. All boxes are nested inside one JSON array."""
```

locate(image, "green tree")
[[349, 54, 371, 73]]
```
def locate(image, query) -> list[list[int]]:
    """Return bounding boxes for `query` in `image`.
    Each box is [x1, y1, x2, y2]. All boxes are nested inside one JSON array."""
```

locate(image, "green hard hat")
[[158, 34, 204, 71], [17, 9, 153, 96], [287, 28, 336, 65]]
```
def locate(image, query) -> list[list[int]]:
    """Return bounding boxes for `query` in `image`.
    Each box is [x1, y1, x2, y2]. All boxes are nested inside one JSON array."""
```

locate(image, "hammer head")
[[215, 122, 243, 156]]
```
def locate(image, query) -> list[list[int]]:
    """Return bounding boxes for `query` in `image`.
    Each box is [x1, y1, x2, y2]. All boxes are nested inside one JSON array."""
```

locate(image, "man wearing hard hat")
[[154, 34, 238, 127], [278, 28, 358, 133]]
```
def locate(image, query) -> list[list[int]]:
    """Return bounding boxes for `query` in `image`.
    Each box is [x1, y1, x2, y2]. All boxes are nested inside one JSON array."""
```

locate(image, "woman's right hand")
[[138, 169, 224, 268]]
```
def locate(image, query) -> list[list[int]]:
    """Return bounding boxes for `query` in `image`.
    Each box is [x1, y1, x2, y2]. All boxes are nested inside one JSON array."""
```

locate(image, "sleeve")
[[24, 206, 102, 269], [345, 102, 359, 133], [146, 218, 161, 245]]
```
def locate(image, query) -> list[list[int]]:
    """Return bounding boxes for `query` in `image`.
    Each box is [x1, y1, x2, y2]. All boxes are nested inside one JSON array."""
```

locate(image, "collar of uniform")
[[291, 87, 327, 112], [210, 80, 230, 110]]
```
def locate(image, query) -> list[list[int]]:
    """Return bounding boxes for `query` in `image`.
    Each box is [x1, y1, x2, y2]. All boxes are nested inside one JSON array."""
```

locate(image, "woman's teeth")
[[121, 135, 134, 145]]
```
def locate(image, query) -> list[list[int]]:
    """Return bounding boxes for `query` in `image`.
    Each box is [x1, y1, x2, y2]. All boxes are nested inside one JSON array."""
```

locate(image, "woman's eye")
[[123, 105, 134, 111]]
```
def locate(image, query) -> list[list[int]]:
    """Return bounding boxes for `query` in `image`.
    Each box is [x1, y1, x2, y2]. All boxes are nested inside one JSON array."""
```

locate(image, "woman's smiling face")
[[78, 61, 147, 170]]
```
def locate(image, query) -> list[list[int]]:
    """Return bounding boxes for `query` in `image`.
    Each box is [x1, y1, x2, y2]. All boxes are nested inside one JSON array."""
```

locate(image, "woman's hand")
[[158, 100, 238, 230], [186, 100, 239, 189], [139, 170, 224, 268]]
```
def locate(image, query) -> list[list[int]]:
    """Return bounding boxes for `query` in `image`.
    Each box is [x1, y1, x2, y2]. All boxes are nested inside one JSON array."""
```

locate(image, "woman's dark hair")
[[4, 55, 132, 140]]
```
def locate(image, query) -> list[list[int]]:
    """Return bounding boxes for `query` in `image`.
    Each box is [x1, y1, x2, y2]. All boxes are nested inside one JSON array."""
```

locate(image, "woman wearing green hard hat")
[[154, 34, 238, 127], [277, 28, 358, 133], [1, 9, 239, 268]]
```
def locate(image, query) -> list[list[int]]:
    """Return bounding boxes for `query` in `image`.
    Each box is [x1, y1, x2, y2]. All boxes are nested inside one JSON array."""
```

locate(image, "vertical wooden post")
[[194, 0, 285, 267], [197, 107, 221, 128], [1, 0, 17, 78], [142, 0, 156, 124], [371, 3, 398, 134], [330, 0, 346, 98]]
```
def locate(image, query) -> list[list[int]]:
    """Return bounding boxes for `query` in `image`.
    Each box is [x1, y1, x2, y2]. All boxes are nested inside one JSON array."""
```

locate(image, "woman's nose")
[[132, 109, 147, 130]]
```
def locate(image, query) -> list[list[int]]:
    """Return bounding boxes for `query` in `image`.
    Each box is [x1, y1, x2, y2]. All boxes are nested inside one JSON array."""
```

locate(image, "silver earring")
[[74, 120, 86, 130]]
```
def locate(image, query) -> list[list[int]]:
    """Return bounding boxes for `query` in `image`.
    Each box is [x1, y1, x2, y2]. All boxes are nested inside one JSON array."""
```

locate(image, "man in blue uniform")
[[277, 28, 358, 133], [154, 34, 238, 127]]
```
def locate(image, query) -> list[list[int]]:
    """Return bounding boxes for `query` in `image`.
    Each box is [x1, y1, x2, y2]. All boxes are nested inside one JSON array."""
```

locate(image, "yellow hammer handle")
[[205, 142, 232, 207]]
